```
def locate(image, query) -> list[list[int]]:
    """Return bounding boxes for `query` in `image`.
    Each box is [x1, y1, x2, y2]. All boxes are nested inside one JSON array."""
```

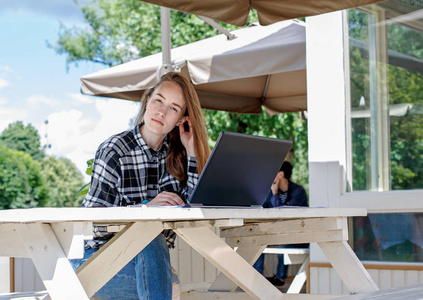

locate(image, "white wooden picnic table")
[[0, 206, 379, 299]]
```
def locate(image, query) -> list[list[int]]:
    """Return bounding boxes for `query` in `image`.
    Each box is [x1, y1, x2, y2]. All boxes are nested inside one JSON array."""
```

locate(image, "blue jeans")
[[70, 234, 172, 300]]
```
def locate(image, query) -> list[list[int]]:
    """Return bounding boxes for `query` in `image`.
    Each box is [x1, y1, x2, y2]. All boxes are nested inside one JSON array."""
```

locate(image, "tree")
[[40, 156, 86, 207], [0, 121, 45, 161], [0, 144, 48, 209], [49, 0, 242, 67], [52, 0, 309, 191]]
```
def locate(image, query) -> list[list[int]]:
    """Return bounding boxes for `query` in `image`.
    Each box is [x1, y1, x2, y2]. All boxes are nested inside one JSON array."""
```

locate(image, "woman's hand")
[[179, 117, 196, 157], [147, 192, 185, 206]]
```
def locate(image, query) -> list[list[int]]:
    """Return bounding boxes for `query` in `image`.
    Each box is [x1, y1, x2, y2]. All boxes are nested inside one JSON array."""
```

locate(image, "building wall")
[[309, 264, 423, 295]]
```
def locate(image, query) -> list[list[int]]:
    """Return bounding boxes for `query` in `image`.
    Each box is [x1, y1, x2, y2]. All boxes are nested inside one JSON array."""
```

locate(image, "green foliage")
[[0, 145, 48, 209], [0, 121, 45, 161], [49, 0, 251, 68], [74, 158, 94, 201], [40, 156, 86, 207], [0, 121, 87, 208]]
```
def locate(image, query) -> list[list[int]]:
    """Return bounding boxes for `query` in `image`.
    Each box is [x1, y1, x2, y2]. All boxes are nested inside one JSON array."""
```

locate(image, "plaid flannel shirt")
[[83, 125, 198, 249]]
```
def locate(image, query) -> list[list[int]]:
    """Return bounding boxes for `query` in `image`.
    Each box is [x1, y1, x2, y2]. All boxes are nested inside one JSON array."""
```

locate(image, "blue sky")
[[0, 0, 139, 180]]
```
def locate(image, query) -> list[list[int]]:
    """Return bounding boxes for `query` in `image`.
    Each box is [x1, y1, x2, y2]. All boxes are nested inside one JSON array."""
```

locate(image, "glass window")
[[353, 213, 423, 262], [348, 1, 423, 191]]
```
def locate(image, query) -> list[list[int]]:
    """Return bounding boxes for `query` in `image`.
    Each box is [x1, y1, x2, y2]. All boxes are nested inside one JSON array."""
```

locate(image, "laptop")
[[186, 131, 292, 207]]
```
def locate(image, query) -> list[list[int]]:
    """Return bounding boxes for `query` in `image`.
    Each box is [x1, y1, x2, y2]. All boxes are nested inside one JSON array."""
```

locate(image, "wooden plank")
[[164, 219, 243, 230], [318, 241, 379, 293], [0, 207, 368, 224], [175, 227, 284, 300], [209, 245, 266, 292], [51, 222, 91, 259], [220, 218, 344, 238], [15, 223, 89, 300], [181, 291, 340, 300], [286, 255, 309, 294], [0, 224, 28, 258], [225, 230, 346, 247], [331, 284, 423, 299], [263, 248, 309, 255], [77, 221, 163, 298]]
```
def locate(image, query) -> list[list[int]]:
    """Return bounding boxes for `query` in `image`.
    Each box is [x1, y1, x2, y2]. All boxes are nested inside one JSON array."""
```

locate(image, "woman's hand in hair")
[[147, 192, 185, 206], [179, 117, 196, 157]]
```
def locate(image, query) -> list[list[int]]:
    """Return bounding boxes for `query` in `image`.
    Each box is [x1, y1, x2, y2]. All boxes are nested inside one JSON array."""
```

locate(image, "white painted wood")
[[391, 270, 405, 288], [181, 291, 340, 300], [0, 290, 48, 299], [0, 257, 10, 293], [13, 259, 42, 293], [0, 225, 29, 258], [15, 223, 88, 300], [318, 268, 330, 295], [263, 248, 310, 255], [51, 222, 89, 259], [175, 227, 283, 300], [367, 269, 379, 288], [318, 241, 378, 293], [331, 284, 423, 299], [378, 269, 391, 290], [0, 207, 367, 223], [225, 229, 346, 247], [306, 10, 349, 205], [209, 245, 266, 292], [286, 255, 309, 294], [77, 221, 163, 298], [220, 218, 344, 237], [330, 267, 344, 295], [405, 270, 419, 286], [178, 236, 193, 282], [4, 207, 374, 298], [340, 190, 423, 213]]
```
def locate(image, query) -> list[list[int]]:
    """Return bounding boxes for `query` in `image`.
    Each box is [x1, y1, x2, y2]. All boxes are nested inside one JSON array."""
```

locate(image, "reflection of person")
[[253, 161, 308, 287], [70, 72, 210, 299]]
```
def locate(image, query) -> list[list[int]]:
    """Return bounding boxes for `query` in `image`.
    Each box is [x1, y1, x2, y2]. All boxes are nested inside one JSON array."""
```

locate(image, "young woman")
[[71, 72, 210, 299]]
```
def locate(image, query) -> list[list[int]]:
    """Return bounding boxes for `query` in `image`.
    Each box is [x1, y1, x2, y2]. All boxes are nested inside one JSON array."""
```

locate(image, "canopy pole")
[[158, 7, 172, 79], [198, 16, 237, 40]]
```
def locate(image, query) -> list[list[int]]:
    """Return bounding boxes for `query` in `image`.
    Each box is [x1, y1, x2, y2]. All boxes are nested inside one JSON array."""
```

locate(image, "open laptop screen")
[[187, 131, 292, 207]]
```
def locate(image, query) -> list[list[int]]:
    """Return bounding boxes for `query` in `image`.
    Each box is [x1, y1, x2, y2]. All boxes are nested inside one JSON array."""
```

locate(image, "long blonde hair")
[[134, 72, 210, 182]]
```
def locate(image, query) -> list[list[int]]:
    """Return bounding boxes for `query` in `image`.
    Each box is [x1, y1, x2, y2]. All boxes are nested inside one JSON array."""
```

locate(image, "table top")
[[0, 206, 367, 223]]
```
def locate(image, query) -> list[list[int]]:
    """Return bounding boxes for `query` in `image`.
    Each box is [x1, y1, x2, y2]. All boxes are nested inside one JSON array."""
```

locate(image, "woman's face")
[[144, 81, 187, 137]]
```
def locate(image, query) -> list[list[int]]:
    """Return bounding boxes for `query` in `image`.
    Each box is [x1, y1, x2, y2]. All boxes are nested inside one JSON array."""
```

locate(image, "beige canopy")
[[139, 0, 384, 26], [81, 20, 306, 114]]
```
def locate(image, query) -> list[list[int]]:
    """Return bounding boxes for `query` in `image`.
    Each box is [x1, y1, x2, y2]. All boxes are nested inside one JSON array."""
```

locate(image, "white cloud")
[[0, 106, 29, 133], [67, 93, 94, 105], [41, 99, 139, 181], [0, 78, 10, 89], [27, 95, 57, 107]]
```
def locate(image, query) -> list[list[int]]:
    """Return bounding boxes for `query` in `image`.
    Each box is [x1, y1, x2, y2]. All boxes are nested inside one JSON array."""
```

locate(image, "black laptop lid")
[[188, 131, 292, 207]]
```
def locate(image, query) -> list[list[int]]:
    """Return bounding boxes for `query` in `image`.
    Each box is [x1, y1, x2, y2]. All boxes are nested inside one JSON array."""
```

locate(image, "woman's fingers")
[[148, 192, 185, 206]]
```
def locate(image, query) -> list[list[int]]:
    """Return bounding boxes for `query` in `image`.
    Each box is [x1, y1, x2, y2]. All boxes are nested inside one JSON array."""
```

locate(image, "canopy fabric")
[[81, 20, 306, 114], [139, 0, 385, 26]]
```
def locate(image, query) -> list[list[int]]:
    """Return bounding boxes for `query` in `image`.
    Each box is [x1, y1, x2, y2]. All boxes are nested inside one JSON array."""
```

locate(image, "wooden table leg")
[[77, 221, 164, 298], [175, 227, 283, 300], [209, 245, 266, 292], [16, 223, 89, 300], [318, 241, 379, 293]]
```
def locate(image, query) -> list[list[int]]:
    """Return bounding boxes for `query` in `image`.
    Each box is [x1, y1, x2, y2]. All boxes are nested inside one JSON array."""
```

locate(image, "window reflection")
[[353, 213, 423, 262], [349, 1, 423, 191]]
